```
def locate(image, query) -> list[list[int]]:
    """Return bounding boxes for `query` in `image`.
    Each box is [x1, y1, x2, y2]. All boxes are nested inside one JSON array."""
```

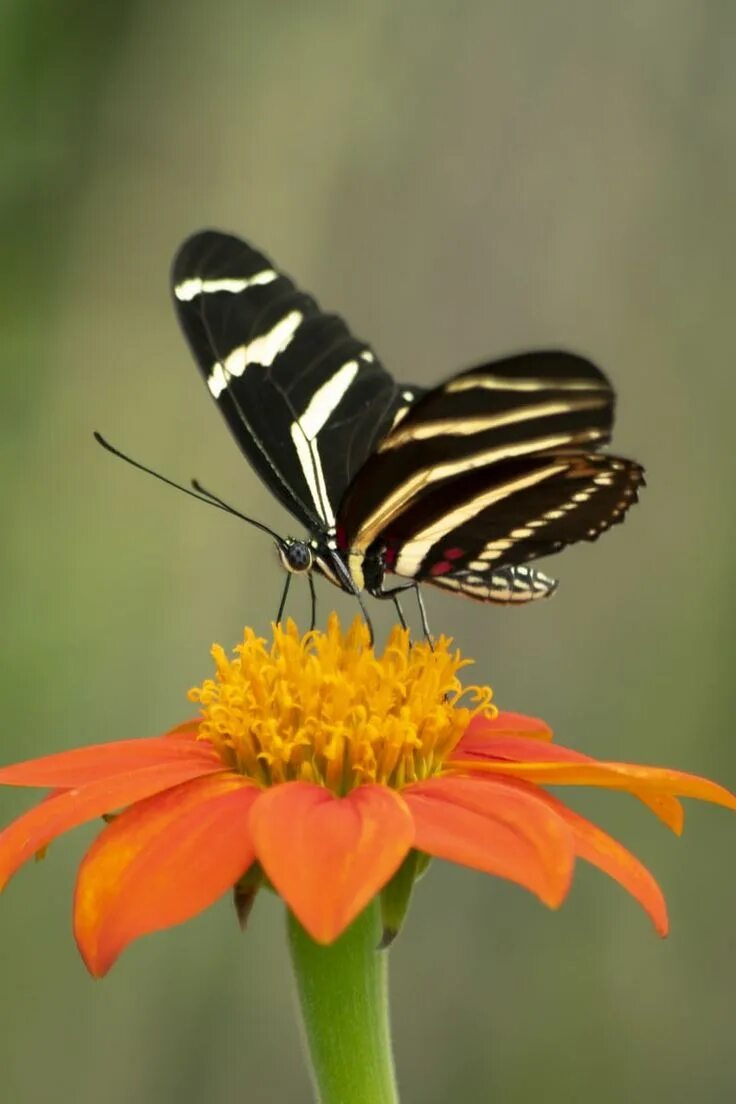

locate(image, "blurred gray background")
[[2, 2, 735, 1101]]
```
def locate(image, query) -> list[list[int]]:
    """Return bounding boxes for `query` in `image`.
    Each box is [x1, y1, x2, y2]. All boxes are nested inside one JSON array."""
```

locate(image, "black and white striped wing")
[[337, 352, 644, 600], [172, 231, 418, 532]]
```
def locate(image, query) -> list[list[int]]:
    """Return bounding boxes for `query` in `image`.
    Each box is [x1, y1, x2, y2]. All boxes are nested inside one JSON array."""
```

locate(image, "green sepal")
[[233, 862, 265, 930], [379, 849, 429, 949], [414, 850, 432, 880]]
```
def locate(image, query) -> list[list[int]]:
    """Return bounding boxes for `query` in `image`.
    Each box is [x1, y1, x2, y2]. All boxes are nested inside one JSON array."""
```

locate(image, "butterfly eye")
[[279, 541, 313, 574]]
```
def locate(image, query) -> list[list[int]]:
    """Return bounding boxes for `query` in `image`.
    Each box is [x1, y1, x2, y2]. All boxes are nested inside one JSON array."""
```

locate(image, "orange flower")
[[1, 616, 733, 977]]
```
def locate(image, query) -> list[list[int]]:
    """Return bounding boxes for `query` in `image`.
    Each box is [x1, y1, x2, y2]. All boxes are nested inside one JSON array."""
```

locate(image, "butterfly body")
[[172, 231, 643, 610]]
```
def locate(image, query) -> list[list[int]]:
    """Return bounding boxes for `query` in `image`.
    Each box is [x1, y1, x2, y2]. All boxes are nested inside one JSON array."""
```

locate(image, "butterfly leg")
[[357, 593, 376, 646], [319, 548, 377, 644], [308, 571, 317, 631], [413, 584, 433, 645], [391, 593, 408, 630], [370, 581, 415, 600], [369, 581, 427, 641], [276, 573, 292, 624]]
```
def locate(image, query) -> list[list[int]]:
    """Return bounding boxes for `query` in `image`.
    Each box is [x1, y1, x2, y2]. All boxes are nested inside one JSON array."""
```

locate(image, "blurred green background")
[[2, 2, 735, 1101]]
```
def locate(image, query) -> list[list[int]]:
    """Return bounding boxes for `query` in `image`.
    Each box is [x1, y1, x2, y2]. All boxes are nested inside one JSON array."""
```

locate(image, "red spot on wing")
[[336, 525, 348, 551], [444, 547, 464, 560], [384, 546, 398, 568], [430, 560, 453, 576]]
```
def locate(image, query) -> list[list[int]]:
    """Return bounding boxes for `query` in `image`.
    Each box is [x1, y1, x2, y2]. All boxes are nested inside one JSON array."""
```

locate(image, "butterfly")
[[170, 230, 644, 630]]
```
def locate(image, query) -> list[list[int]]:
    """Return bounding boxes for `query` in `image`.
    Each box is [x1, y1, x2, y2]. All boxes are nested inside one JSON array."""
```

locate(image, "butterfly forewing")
[[378, 350, 614, 456], [172, 231, 415, 531]]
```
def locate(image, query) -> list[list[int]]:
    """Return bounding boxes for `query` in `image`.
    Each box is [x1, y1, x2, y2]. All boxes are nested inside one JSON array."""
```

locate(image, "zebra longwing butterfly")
[[172, 230, 644, 613]]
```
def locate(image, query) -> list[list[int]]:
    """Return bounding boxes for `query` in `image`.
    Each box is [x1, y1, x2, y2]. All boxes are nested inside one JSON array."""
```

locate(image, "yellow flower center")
[[188, 614, 495, 794]]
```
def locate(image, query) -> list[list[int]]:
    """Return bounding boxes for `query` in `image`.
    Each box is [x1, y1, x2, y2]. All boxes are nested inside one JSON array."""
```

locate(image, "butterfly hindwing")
[[379, 451, 643, 592], [337, 352, 642, 600]]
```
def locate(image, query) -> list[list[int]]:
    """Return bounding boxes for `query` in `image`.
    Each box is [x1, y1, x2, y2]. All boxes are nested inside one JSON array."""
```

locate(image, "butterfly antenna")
[[189, 477, 263, 523], [93, 432, 282, 541]]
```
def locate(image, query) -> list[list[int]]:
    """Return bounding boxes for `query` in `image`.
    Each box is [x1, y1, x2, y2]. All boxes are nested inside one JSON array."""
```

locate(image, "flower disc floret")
[[188, 614, 494, 793]]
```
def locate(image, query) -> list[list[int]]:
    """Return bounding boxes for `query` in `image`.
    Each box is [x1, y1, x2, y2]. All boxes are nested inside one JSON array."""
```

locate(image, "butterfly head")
[[277, 538, 314, 575]]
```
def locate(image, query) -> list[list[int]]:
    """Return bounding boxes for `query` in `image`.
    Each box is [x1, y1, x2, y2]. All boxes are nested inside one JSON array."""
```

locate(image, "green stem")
[[287, 902, 400, 1104]]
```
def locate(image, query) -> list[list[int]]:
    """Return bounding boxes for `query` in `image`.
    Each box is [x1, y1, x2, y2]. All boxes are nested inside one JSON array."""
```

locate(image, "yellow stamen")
[[188, 614, 495, 794]]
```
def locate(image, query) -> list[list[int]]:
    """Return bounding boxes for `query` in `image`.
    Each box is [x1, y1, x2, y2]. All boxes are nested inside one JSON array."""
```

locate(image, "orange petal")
[[0, 736, 221, 788], [542, 792, 669, 935], [452, 736, 685, 833], [74, 774, 257, 977], [250, 783, 414, 943], [0, 758, 230, 890], [456, 731, 605, 764], [462, 711, 553, 745], [402, 775, 574, 908], [453, 758, 736, 810], [164, 719, 202, 740], [636, 793, 684, 835]]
